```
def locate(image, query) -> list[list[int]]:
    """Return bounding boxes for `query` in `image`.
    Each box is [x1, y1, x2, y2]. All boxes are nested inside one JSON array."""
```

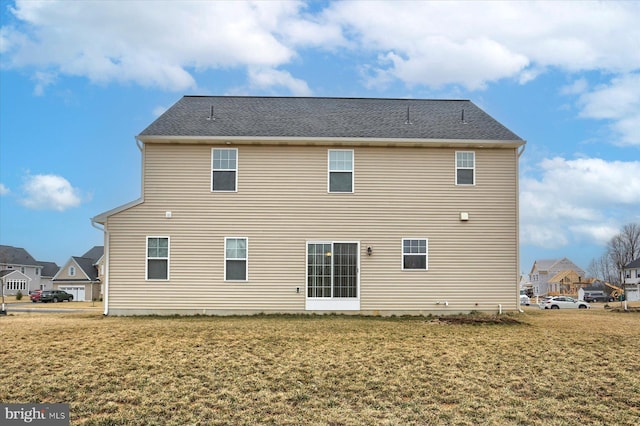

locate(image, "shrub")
[[15, 290, 23, 301]]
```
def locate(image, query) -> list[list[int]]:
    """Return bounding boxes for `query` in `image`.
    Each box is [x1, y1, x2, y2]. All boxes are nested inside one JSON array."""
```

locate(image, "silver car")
[[540, 296, 590, 310]]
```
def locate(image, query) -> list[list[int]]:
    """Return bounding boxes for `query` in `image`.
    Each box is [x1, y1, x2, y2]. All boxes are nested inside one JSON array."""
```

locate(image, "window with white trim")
[[147, 237, 169, 280], [69, 266, 76, 276], [212, 148, 238, 192], [225, 237, 248, 281], [402, 239, 428, 270], [6, 280, 27, 291], [456, 151, 475, 185], [328, 150, 354, 193]]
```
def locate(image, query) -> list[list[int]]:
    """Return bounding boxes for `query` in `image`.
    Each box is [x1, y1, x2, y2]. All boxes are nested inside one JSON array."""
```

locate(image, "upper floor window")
[[147, 236, 169, 280], [402, 239, 428, 270], [69, 266, 76, 276], [456, 151, 475, 185], [328, 150, 353, 193], [212, 148, 237, 192], [225, 237, 248, 281]]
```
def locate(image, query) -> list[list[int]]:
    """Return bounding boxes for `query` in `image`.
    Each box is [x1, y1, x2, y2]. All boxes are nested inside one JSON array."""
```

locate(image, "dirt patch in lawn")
[[430, 314, 526, 325]]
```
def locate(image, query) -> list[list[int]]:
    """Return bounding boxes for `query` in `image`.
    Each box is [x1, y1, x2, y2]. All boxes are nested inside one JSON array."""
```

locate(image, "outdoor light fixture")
[[367, 246, 373, 256]]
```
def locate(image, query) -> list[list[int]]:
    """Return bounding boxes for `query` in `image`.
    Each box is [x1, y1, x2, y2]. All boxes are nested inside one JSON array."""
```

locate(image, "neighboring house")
[[529, 258, 586, 297], [546, 270, 585, 296], [623, 257, 640, 302], [0, 245, 58, 295], [52, 246, 104, 302], [93, 96, 525, 316], [38, 261, 60, 291], [0, 269, 31, 296]]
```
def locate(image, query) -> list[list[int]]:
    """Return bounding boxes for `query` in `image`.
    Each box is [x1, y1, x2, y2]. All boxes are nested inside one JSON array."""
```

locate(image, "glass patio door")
[[306, 242, 359, 311]]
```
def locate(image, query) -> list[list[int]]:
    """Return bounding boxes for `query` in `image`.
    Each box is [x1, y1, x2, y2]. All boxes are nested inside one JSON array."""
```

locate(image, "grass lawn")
[[1, 308, 639, 425]]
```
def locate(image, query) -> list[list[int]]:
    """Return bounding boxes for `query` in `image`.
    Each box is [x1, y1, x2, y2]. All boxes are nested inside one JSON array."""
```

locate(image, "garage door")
[[59, 286, 84, 301], [626, 288, 639, 302]]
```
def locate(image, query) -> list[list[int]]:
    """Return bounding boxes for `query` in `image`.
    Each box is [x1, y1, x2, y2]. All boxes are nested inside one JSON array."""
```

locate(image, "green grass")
[[1, 309, 639, 425]]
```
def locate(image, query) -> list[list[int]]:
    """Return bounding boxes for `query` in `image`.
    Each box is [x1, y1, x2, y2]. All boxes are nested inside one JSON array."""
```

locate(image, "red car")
[[29, 289, 43, 303]]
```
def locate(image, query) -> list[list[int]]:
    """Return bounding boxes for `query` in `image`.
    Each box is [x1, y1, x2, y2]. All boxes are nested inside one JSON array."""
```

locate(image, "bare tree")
[[620, 223, 640, 261], [606, 223, 640, 284], [588, 253, 617, 283]]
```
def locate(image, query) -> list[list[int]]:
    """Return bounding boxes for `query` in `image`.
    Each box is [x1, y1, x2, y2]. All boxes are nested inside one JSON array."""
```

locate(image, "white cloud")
[[0, 183, 9, 195], [3, 1, 639, 95], [152, 106, 168, 117], [2, 0, 305, 92], [324, 1, 640, 89], [520, 157, 640, 249], [20, 174, 82, 211], [576, 74, 640, 146], [248, 67, 312, 96]]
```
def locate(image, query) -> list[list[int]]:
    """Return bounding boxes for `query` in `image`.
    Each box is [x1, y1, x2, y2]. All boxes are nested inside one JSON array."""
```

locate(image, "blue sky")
[[1, 0, 639, 275]]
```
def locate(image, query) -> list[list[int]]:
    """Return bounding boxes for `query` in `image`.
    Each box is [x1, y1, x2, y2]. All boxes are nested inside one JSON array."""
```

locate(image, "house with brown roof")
[[93, 96, 525, 316]]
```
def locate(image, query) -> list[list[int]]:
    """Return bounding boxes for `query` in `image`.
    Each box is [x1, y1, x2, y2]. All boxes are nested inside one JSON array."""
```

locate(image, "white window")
[[456, 151, 475, 185], [225, 237, 248, 281], [328, 150, 354, 193], [69, 266, 76, 276], [402, 239, 428, 270], [212, 148, 238, 192], [7, 280, 27, 291], [147, 237, 169, 280]]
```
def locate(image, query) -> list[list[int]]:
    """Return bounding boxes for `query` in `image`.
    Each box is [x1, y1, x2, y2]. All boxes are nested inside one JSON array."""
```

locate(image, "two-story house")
[[52, 246, 104, 301], [93, 96, 525, 316], [623, 258, 640, 301], [0, 245, 59, 295], [529, 258, 586, 297]]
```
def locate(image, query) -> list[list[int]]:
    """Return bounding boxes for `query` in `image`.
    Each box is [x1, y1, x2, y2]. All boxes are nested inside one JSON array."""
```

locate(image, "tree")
[[587, 253, 617, 283], [606, 222, 640, 284]]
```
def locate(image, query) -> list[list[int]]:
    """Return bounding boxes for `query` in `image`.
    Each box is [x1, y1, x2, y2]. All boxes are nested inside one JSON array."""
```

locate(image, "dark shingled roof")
[[82, 246, 104, 263], [72, 256, 99, 281], [139, 96, 523, 142], [626, 257, 640, 269], [38, 261, 60, 278], [0, 245, 41, 267]]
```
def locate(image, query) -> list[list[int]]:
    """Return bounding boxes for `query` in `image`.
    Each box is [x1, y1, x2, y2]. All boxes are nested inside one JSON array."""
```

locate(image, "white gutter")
[[91, 218, 109, 315]]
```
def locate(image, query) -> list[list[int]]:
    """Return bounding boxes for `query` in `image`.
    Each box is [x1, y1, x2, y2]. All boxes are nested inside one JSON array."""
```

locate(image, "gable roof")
[[625, 257, 640, 269], [38, 261, 59, 278], [0, 269, 31, 281], [138, 96, 524, 146], [0, 245, 41, 267], [530, 258, 584, 275], [82, 246, 104, 263], [530, 259, 558, 274], [73, 256, 99, 281], [548, 270, 582, 284]]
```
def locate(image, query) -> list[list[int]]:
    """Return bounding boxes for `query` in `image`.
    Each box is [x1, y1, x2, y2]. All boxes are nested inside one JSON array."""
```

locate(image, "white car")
[[520, 294, 530, 306], [540, 296, 590, 310]]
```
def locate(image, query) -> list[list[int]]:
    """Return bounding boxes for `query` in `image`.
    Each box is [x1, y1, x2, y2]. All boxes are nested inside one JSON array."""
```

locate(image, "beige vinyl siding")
[[105, 143, 519, 314], [55, 260, 87, 280]]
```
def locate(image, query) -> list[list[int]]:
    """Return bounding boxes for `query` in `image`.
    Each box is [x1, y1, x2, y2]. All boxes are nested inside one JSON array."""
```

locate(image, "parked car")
[[520, 294, 530, 306], [540, 296, 590, 310], [583, 291, 614, 303], [29, 290, 42, 303], [39, 290, 73, 303]]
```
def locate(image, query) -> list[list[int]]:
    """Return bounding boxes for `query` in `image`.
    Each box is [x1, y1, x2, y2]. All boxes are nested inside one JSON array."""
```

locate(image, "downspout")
[[517, 143, 526, 313], [91, 219, 109, 315]]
